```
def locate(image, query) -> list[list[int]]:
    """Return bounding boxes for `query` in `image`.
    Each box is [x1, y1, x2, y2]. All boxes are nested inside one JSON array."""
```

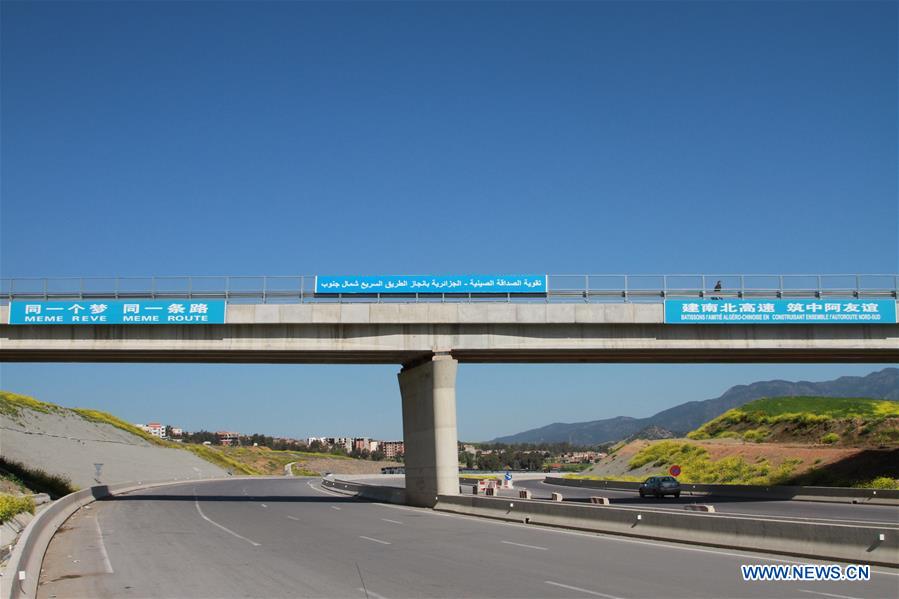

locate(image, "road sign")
[[669, 465, 681, 477], [315, 274, 548, 294], [504, 472, 513, 481], [664, 299, 897, 324], [9, 300, 227, 325]]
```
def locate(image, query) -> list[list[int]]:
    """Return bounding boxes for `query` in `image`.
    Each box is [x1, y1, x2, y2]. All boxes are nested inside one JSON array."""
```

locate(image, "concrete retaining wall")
[[435, 494, 899, 567], [546, 477, 899, 506]]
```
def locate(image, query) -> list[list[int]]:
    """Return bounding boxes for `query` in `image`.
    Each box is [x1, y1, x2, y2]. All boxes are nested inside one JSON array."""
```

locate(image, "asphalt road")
[[38, 478, 898, 598], [361, 476, 899, 525], [513, 480, 899, 526]]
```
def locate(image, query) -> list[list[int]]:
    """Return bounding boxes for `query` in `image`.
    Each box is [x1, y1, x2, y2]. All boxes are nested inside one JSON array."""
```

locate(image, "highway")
[[38, 478, 898, 598], [364, 476, 899, 526], [514, 479, 899, 526]]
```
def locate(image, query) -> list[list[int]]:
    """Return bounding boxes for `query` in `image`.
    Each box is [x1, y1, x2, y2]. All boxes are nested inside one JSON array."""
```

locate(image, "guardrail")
[[544, 477, 899, 506], [1, 274, 896, 304]]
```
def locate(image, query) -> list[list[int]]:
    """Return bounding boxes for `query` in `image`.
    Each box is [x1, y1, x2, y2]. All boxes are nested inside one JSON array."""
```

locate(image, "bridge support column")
[[398, 354, 459, 507]]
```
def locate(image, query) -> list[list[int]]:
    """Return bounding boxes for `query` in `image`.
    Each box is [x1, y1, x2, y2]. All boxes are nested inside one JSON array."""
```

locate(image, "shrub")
[[0, 494, 35, 523], [0, 457, 76, 498], [742, 429, 768, 443], [820, 433, 840, 444], [864, 477, 899, 490]]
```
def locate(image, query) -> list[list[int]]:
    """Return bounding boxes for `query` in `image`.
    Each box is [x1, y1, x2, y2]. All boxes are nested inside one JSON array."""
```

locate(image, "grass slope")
[[625, 440, 802, 485], [0, 390, 63, 418], [688, 396, 899, 446]]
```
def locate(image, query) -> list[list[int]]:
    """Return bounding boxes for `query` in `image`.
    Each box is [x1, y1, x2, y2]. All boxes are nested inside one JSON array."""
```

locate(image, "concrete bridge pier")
[[398, 353, 460, 507]]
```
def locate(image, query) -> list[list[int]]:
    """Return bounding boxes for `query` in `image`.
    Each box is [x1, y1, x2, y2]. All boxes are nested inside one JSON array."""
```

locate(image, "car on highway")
[[639, 476, 681, 498]]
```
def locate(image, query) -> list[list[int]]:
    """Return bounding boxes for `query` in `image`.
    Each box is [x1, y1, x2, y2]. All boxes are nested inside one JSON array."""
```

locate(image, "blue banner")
[[665, 299, 897, 324], [8, 300, 227, 325], [315, 274, 548, 294]]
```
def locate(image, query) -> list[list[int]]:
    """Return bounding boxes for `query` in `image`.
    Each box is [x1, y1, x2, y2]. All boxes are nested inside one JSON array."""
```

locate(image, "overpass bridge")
[[2, 273, 897, 505]]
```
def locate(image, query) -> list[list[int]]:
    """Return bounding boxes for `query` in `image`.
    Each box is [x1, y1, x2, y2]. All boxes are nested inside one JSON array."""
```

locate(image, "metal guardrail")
[[0, 274, 896, 304]]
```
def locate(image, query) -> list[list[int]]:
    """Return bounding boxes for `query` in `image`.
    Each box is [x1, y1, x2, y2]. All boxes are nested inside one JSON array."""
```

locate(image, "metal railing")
[[0, 274, 896, 304]]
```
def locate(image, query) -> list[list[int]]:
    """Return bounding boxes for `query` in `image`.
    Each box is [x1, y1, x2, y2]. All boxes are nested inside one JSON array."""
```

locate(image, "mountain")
[[491, 368, 899, 445], [625, 425, 677, 442]]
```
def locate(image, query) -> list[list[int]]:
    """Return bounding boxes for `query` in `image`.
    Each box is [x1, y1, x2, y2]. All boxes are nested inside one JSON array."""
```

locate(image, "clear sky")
[[1, 1, 896, 441]]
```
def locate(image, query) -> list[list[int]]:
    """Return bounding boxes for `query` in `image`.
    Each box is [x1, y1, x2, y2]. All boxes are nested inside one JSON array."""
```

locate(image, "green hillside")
[[688, 396, 899, 446]]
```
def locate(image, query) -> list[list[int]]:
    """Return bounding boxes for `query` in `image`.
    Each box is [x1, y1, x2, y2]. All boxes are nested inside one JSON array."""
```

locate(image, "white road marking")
[[331, 505, 342, 510], [194, 495, 260, 546], [371, 496, 898, 579], [502, 540, 547, 551], [381, 518, 403, 525], [93, 514, 114, 574], [534, 482, 899, 527], [374, 502, 418, 512], [287, 515, 300, 521], [421, 506, 899, 577], [359, 535, 391, 545], [307, 481, 348, 496], [357, 587, 390, 599], [798, 591, 863, 599], [260, 504, 268, 508], [545, 580, 622, 598]]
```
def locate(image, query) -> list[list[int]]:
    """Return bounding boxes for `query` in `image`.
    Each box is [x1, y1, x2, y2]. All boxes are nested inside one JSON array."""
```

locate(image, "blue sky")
[[1, 1, 896, 441]]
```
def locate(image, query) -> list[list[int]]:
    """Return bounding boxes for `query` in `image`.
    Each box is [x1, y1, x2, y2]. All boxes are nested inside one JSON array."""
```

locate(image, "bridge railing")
[[0, 274, 896, 304]]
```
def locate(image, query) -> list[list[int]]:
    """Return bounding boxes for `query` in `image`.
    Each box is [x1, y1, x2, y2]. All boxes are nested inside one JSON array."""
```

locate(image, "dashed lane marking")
[[359, 535, 391, 545], [501, 540, 547, 551], [544, 580, 623, 598]]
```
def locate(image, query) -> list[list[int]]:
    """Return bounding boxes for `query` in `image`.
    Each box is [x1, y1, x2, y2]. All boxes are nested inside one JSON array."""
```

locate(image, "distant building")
[[138, 422, 165, 438], [217, 431, 240, 447], [170, 427, 183, 437], [561, 451, 602, 464], [353, 437, 371, 452], [379, 441, 404, 458]]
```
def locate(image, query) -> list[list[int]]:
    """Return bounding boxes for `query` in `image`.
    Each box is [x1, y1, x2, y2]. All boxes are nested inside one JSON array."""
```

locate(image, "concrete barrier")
[[545, 477, 899, 506], [550, 492, 563, 502], [590, 496, 611, 505], [434, 494, 899, 567], [320, 477, 406, 504], [684, 504, 716, 513], [519, 490, 532, 499]]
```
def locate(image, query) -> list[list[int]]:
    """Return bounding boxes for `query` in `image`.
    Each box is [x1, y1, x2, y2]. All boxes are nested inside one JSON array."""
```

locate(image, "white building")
[[138, 422, 165, 438]]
